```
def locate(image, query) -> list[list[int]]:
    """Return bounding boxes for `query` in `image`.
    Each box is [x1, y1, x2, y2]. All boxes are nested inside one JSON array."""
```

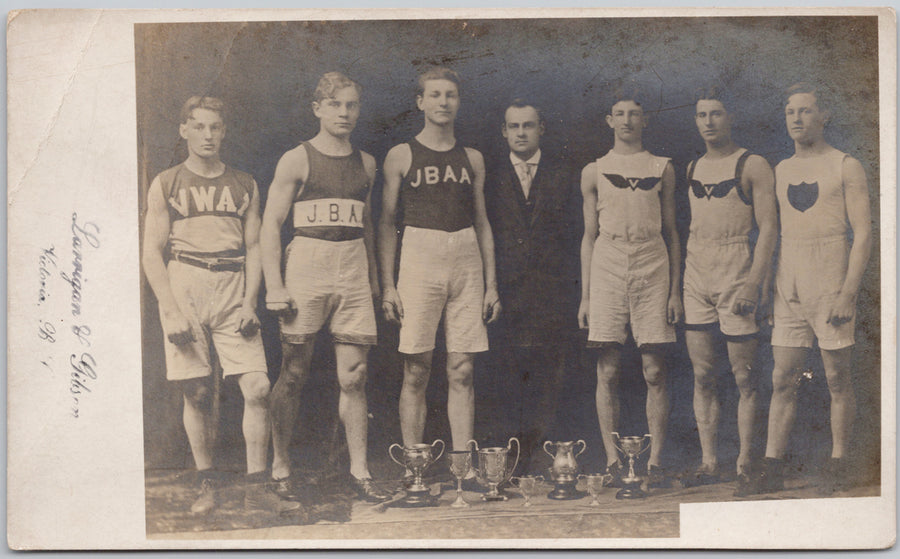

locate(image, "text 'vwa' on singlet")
[[775, 148, 850, 240], [160, 163, 254, 257], [292, 141, 370, 242], [594, 150, 669, 242], [400, 138, 475, 233], [687, 148, 754, 241]]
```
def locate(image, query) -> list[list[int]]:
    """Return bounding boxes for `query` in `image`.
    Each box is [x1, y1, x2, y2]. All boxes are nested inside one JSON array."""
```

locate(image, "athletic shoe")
[[647, 465, 671, 489], [245, 473, 304, 514], [350, 476, 390, 503], [734, 457, 784, 497], [603, 461, 623, 488], [680, 463, 721, 488], [271, 475, 304, 502], [190, 477, 216, 515]]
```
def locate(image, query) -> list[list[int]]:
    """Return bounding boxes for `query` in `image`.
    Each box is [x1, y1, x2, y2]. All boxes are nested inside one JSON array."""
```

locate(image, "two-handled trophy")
[[388, 439, 445, 506], [467, 437, 520, 501], [510, 475, 544, 507], [543, 440, 587, 500], [611, 432, 651, 500], [577, 473, 611, 506]]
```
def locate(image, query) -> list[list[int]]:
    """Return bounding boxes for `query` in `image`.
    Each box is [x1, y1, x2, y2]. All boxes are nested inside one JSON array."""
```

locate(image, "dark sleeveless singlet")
[[400, 138, 475, 232], [292, 141, 370, 242]]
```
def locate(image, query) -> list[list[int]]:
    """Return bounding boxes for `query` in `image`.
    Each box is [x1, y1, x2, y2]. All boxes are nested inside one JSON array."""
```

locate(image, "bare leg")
[[270, 342, 314, 480], [685, 329, 720, 468], [765, 346, 808, 459], [726, 337, 760, 473], [335, 343, 372, 479], [181, 377, 214, 471], [447, 352, 476, 450], [820, 347, 856, 459], [594, 346, 622, 467], [641, 349, 669, 468], [400, 351, 433, 446], [237, 371, 272, 475]]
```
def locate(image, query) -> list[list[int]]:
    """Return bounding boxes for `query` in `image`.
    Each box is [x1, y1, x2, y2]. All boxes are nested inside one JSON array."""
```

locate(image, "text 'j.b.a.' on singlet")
[[292, 141, 370, 242], [775, 149, 850, 240], [687, 148, 754, 241], [400, 138, 475, 232], [160, 163, 254, 258], [595, 150, 669, 242]]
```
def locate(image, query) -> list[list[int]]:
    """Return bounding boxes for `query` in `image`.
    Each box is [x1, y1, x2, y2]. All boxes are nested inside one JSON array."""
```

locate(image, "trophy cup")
[[467, 437, 520, 501], [543, 440, 587, 500], [611, 432, 651, 500], [447, 450, 473, 508], [388, 439, 445, 506], [510, 475, 544, 507], [578, 473, 611, 506]]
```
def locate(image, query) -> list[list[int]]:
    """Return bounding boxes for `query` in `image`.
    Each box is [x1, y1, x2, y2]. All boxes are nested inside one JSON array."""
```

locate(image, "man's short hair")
[[416, 66, 461, 96], [504, 98, 544, 124], [314, 72, 362, 103], [694, 85, 734, 112], [609, 83, 646, 114], [180, 96, 225, 124], [784, 81, 832, 113]]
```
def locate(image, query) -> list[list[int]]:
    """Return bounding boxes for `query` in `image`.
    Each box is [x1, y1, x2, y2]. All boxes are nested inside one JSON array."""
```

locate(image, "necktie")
[[519, 162, 534, 199]]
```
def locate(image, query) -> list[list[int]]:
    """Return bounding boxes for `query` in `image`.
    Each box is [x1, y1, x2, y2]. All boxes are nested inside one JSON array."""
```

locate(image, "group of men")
[[142, 66, 872, 515]]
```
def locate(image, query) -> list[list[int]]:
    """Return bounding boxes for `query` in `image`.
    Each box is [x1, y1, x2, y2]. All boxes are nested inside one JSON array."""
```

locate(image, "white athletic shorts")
[[587, 231, 675, 347], [772, 235, 854, 350], [281, 236, 377, 346], [163, 261, 267, 381], [397, 226, 489, 354], [683, 236, 758, 337]]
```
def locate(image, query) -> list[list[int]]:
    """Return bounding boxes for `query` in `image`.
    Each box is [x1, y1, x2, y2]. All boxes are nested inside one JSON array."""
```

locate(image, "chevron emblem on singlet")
[[787, 181, 819, 212], [603, 173, 658, 191]]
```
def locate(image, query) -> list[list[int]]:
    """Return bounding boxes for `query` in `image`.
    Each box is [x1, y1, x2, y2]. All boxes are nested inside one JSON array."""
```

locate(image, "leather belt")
[[171, 252, 244, 272]]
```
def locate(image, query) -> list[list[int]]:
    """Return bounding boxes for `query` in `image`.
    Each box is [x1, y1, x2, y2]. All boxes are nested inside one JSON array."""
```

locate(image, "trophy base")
[[395, 489, 439, 508], [615, 483, 647, 500], [481, 491, 509, 502], [547, 483, 585, 500]]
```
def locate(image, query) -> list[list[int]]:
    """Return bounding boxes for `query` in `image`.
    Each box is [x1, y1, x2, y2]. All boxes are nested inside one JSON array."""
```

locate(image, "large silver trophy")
[[388, 439, 445, 506], [467, 437, 520, 501], [543, 440, 587, 500], [611, 432, 651, 499]]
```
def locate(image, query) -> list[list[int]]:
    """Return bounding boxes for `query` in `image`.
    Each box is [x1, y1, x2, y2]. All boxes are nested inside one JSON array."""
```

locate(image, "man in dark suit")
[[484, 99, 583, 474]]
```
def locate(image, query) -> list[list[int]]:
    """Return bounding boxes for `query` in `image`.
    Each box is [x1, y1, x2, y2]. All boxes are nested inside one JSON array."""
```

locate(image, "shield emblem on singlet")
[[787, 181, 819, 212]]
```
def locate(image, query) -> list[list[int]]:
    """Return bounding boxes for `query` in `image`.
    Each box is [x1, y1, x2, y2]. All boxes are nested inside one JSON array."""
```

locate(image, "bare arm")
[[235, 180, 263, 337], [361, 151, 380, 299], [141, 177, 194, 345], [659, 161, 684, 324], [377, 144, 409, 324], [731, 155, 777, 316], [467, 147, 501, 324], [578, 163, 599, 329], [260, 148, 306, 314], [828, 156, 873, 325]]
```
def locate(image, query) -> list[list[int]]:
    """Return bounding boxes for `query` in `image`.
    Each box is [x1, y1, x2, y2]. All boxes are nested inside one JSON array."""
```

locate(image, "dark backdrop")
[[137, 16, 881, 482]]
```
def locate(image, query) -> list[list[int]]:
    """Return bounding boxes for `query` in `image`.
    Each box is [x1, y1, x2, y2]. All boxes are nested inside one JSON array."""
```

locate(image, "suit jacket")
[[485, 152, 583, 346]]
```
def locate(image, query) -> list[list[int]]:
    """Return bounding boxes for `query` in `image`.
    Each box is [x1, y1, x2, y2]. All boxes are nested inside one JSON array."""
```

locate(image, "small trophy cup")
[[467, 437, 520, 501], [510, 475, 544, 507], [612, 432, 651, 500], [388, 439, 445, 506], [578, 473, 611, 506], [447, 450, 473, 508], [543, 440, 587, 500]]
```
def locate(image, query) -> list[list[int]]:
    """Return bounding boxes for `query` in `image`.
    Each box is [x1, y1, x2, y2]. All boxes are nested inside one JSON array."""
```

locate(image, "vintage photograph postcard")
[[7, 7, 896, 550]]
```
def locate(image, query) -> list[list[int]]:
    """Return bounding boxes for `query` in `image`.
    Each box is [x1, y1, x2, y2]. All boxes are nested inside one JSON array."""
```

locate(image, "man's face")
[[695, 99, 732, 145], [313, 86, 361, 138], [417, 79, 460, 126], [502, 105, 543, 160], [785, 92, 827, 144], [606, 100, 646, 143], [179, 108, 225, 159]]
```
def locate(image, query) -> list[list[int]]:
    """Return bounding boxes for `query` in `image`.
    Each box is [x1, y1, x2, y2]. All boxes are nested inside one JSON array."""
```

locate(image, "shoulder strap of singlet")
[[734, 150, 753, 205], [687, 158, 698, 183]]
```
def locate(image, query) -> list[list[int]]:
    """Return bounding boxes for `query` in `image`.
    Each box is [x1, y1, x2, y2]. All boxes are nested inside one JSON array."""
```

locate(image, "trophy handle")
[[466, 439, 479, 452], [574, 439, 587, 458], [388, 443, 405, 467], [506, 437, 521, 481], [542, 440, 556, 458], [430, 439, 445, 465], [638, 434, 652, 456], [611, 432, 624, 454]]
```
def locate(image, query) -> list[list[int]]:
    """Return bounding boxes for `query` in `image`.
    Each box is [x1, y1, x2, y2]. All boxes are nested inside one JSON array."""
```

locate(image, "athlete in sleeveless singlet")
[[260, 73, 388, 503], [679, 89, 777, 492], [378, 67, 501, 461], [578, 92, 684, 488], [142, 96, 299, 515], [743, 83, 871, 496]]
